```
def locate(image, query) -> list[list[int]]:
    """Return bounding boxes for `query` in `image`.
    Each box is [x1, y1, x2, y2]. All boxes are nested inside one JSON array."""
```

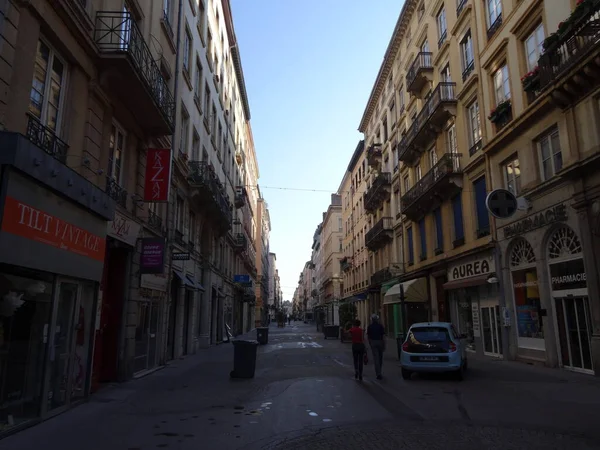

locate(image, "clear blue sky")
[[230, 0, 402, 300]]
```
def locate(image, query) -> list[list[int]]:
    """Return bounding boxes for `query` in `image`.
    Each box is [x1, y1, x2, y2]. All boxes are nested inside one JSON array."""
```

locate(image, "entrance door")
[[554, 296, 593, 373], [481, 305, 502, 356], [46, 280, 79, 413], [182, 291, 192, 355]]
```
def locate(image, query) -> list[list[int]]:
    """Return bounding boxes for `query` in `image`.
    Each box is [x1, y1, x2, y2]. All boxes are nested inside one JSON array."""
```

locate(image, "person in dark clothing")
[[367, 314, 386, 380], [348, 319, 366, 380]]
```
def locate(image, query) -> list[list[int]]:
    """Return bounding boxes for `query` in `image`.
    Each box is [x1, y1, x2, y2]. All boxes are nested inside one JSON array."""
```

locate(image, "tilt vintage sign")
[[448, 253, 495, 281], [1, 196, 106, 262], [503, 204, 568, 239], [144, 148, 171, 202], [107, 211, 140, 246]]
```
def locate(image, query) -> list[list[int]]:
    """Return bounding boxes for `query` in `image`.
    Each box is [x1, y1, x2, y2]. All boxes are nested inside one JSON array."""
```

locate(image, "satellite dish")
[[486, 189, 518, 219], [149, 34, 164, 62]]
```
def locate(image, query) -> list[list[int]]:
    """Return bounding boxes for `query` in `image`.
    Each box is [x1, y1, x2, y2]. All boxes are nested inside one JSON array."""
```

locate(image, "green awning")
[[381, 279, 399, 295]]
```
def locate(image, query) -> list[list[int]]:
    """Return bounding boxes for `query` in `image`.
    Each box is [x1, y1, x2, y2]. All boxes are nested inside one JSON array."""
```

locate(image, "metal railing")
[[366, 143, 382, 166], [365, 217, 393, 249], [487, 14, 502, 40], [105, 177, 127, 208], [438, 30, 447, 49], [188, 160, 233, 226], [370, 268, 392, 286], [406, 52, 433, 90], [468, 139, 482, 157], [94, 11, 175, 129], [539, 1, 600, 90], [364, 172, 391, 211], [401, 153, 462, 211], [161, 9, 174, 37], [398, 82, 457, 161], [174, 230, 185, 246], [456, 0, 468, 17], [26, 115, 68, 163], [234, 232, 248, 250], [462, 60, 475, 82], [147, 210, 163, 233]]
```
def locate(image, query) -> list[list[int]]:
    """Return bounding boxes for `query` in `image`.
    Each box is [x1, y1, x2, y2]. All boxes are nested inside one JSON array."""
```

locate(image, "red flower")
[[577, 0, 584, 5]]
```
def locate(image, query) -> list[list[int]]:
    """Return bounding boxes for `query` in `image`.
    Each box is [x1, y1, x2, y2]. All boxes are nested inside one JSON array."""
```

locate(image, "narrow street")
[[3, 322, 600, 450]]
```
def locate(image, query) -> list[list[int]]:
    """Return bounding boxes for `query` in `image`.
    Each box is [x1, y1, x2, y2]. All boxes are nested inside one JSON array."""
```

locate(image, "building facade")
[[254, 197, 271, 326], [320, 194, 344, 325]]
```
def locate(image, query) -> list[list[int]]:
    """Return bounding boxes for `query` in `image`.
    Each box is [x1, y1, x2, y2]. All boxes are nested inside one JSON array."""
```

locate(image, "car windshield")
[[406, 327, 453, 353]]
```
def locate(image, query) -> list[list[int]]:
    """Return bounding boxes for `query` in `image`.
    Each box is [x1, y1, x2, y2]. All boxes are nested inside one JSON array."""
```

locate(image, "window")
[[538, 128, 562, 180], [179, 108, 189, 154], [525, 23, 545, 71], [441, 64, 451, 82], [421, 39, 430, 53], [493, 65, 511, 103], [460, 31, 474, 73], [211, 104, 217, 136], [29, 39, 67, 133], [197, 0, 206, 40], [194, 58, 203, 98], [108, 123, 126, 185], [176, 196, 184, 231], [399, 87, 405, 112], [389, 101, 396, 126], [189, 212, 196, 242], [487, 0, 502, 26], [415, 165, 422, 181], [183, 28, 192, 74], [504, 157, 521, 195], [437, 7, 447, 47], [207, 29, 214, 68], [474, 177, 490, 236], [338, 218, 343, 231], [467, 100, 482, 147], [446, 124, 459, 169], [383, 119, 388, 142], [434, 208, 443, 251], [418, 218, 427, 259], [204, 82, 211, 119], [407, 227, 414, 264], [191, 131, 200, 161], [429, 148, 438, 170], [339, 238, 343, 252], [452, 194, 464, 243]]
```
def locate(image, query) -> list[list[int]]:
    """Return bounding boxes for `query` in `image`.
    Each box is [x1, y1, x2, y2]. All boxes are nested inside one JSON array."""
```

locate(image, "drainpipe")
[[163, 0, 184, 362]]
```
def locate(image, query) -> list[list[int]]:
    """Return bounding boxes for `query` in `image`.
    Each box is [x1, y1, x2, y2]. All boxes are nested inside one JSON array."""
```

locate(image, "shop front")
[[383, 277, 429, 338], [443, 251, 501, 357], [0, 135, 115, 434], [499, 199, 596, 373]]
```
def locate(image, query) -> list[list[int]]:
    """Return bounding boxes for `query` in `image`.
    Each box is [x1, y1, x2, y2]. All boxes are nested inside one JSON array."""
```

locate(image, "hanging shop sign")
[[549, 258, 587, 291], [503, 204, 567, 239], [144, 148, 171, 202], [107, 211, 140, 246], [140, 237, 166, 274], [447, 252, 495, 281]]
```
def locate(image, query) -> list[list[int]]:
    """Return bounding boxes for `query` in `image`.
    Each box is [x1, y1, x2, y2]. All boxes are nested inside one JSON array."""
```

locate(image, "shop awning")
[[345, 292, 368, 303], [383, 278, 428, 305], [442, 274, 489, 290], [186, 275, 205, 291], [173, 270, 196, 289]]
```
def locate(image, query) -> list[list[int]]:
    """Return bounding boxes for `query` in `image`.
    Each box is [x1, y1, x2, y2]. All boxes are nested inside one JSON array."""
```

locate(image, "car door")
[[450, 324, 466, 359]]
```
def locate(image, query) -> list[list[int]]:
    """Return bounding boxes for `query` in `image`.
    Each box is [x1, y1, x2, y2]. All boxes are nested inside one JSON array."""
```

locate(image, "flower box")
[[488, 99, 512, 124], [521, 67, 540, 93]]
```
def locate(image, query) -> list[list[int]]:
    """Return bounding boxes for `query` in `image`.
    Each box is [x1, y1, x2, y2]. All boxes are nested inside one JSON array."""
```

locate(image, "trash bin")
[[324, 325, 340, 339], [256, 327, 269, 345], [397, 333, 406, 360], [230, 340, 259, 379]]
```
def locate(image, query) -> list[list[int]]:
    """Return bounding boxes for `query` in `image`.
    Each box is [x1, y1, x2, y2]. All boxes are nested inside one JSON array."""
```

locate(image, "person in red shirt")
[[348, 319, 365, 380]]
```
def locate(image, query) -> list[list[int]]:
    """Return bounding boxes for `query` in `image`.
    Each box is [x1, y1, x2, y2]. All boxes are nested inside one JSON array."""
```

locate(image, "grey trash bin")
[[230, 340, 259, 379], [256, 327, 269, 345]]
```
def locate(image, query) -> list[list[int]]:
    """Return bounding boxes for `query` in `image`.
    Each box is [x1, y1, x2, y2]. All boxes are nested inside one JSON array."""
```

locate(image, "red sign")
[[1, 196, 106, 262], [144, 148, 171, 202]]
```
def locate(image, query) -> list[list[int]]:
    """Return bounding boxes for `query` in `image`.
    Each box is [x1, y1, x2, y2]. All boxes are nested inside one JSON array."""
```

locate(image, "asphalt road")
[[2, 322, 600, 450]]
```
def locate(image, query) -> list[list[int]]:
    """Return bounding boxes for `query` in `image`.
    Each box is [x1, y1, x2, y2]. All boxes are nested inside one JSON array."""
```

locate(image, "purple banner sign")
[[140, 237, 166, 274]]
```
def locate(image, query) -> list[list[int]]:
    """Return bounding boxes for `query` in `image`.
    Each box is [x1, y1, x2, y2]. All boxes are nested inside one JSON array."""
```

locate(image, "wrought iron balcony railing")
[[234, 232, 248, 252], [539, 0, 600, 93], [147, 210, 163, 234], [397, 82, 457, 164], [187, 160, 232, 230], [94, 11, 175, 129], [365, 217, 393, 251], [406, 52, 433, 92], [26, 115, 68, 163], [234, 187, 247, 208], [456, 0, 468, 17], [366, 143, 382, 167], [363, 172, 392, 213], [487, 14, 502, 40], [370, 268, 392, 286], [105, 177, 127, 208], [340, 256, 352, 272]]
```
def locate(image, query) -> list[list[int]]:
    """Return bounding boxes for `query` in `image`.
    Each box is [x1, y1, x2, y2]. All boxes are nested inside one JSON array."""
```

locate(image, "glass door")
[[46, 280, 79, 413], [554, 296, 593, 373], [481, 305, 502, 356]]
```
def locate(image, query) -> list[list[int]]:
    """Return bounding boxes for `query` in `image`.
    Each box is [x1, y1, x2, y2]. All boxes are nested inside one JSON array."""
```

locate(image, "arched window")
[[548, 226, 582, 260], [510, 238, 535, 268]]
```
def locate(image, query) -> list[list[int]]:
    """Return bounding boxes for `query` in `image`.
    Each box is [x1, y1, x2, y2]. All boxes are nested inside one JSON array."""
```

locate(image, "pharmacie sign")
[[503, 204, 567, 238], [550, 258, 587, 291], [448, 253, 495, 281]]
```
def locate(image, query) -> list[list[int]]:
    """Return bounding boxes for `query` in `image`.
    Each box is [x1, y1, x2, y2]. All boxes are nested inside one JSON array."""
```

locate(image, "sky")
[[230, 0, 402, 300]]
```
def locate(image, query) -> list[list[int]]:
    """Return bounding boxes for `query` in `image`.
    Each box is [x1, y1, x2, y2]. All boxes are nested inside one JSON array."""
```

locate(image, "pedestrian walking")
[[367, 314, 386, 380], [348, 319, 366, 381], [288, 315, 291, 325]]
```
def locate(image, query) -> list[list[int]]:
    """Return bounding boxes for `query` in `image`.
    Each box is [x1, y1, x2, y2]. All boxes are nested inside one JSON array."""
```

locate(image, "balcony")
[[406, 52, 433, 96], [233, 232, 248, 253], [363, 172, 392, 213], [366, 143, 382, 168], [487, 14, 502, 40], [538, 0, 600, 108], [340, 257, 352, 273], [187, 161, 232, 234], [94, 11, 175, 135], [397, 82, 457, 166], [234, 187, 247, 209], [26, 116, 68, 163], [370, 268, 392, 287], [401, 153, 463, 221], [365, 217, 393, 251], [243, 285, 256, 302], [105, 177, 127, 208], [243, 243, 257, 277]]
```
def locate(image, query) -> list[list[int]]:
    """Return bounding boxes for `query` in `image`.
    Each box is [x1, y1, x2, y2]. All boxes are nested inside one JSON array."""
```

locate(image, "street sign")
[[172, 252, 191, 261], [486, 189, 518, 219], [234, 274, 251, 284]]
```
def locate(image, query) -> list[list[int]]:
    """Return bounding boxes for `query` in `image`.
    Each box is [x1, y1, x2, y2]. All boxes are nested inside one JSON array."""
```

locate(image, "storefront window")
[[71, 283, 95, 399], [454, 293, 476, 351], [0, 271, 53, 432], [512, 268, 543, 339]]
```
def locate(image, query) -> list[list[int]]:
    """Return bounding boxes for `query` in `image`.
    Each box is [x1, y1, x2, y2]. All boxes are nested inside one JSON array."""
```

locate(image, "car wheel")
[[401, 368, 412, 380]]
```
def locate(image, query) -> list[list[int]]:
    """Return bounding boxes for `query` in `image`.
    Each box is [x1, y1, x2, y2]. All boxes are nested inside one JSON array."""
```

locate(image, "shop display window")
[[512, 268, 543, 339]]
